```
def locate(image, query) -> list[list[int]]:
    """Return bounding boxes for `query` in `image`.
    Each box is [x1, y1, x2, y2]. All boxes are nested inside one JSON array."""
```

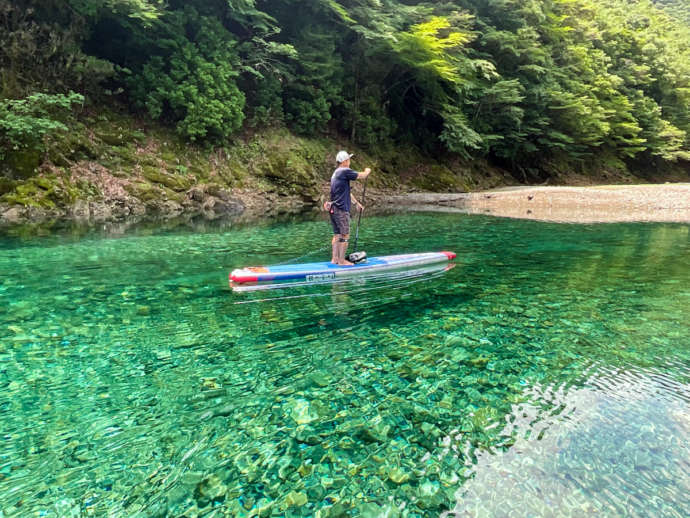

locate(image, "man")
[[327, 150, 371, 265]]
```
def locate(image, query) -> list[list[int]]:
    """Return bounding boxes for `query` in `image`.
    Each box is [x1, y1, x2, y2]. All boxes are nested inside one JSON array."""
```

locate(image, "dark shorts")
[[330, 206, 350, 235]]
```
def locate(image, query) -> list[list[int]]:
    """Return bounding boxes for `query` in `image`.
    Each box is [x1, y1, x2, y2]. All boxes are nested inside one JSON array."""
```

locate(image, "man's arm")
[[351, 193, 363, 211], [357, 167, 371, 180]]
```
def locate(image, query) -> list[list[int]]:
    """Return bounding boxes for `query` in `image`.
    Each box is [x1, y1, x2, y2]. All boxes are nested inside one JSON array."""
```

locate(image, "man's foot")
[[336, 260, 354, 266]]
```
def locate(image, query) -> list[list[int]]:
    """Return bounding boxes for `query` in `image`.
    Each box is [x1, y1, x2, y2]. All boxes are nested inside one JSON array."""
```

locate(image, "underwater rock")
[[295, 427, 321, 446], [385, 349, 406, 361], [181, 471, 205, 487], [210, 403, 234, 418], [253, 497, 274, 517], [277, 455, 301, 480], [316, 500, 349, 518], [307, 370, 332, 387], [357, 503, 400, 518], [415, 480, 445, 509], [450, 347, 470, 362], [387, 467, 411, 484], [356, 416, 390, 444], [298, 462, 314, 477], [338, 436, 356, 449], [439, 470, 460, 487], [287, 398, 320, 425], [330, 476, 347, 489], [306, 481, 325, 501], [283, 490, 308, 507], [194, 474, 227, 507]]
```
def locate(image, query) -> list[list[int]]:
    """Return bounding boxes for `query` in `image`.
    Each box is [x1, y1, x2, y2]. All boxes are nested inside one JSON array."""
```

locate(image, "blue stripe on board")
[[267, 257, 388, 273]]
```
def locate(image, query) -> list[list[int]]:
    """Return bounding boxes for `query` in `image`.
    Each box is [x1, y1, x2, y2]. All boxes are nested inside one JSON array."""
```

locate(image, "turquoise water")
[[0, 212, 688, 517]]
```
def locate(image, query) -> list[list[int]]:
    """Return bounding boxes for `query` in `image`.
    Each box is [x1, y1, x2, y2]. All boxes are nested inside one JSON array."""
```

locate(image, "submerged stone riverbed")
[[0, 212, 688, 517]]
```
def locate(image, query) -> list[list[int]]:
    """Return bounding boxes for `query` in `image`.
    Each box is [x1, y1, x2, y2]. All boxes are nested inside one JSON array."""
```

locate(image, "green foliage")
[[450, 0, 690, 165], [394, 16, 475, 85], [127, 10, 245, 141], [339, 84, 398, 148], [0, 92, 84, 161], [653, 0, 690, 24], [244, 75, 284, 128], [68, 0, 163, 22], [7, 0, 690, 174], [0, 1, 114, 97], [282, 26, 344, 134], [384, 12, 490, 155]]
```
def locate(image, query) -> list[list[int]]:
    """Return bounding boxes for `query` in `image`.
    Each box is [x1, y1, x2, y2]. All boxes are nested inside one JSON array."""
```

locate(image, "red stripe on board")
[[230, 273, 259, 284]]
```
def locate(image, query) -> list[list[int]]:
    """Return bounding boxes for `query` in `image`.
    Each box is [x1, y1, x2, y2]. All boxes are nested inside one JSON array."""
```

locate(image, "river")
[[0, 212, 688, 517]]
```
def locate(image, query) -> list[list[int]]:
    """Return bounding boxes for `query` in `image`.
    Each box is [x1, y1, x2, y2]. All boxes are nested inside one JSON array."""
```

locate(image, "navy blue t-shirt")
[[330, 167, 359, 212]]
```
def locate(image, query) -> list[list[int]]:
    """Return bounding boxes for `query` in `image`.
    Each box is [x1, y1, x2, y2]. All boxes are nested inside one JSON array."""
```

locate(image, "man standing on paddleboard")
[[326, 151, 371, 265]]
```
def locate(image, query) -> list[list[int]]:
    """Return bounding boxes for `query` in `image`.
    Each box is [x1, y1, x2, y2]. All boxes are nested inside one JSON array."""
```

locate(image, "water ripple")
[[0, 214, 688, 516]]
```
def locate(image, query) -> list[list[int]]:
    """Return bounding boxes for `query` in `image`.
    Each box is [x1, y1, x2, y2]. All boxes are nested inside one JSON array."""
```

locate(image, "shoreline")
[[1, 183, 689, 231]]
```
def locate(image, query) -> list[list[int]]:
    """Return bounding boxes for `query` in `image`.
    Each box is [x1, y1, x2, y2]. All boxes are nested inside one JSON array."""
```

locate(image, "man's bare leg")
[[337, 234, 353, 265], [331, 234, 339, 263]]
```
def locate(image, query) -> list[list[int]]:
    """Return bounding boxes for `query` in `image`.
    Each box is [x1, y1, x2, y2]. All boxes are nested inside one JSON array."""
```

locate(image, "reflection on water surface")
[[0, 213, 688, 517]]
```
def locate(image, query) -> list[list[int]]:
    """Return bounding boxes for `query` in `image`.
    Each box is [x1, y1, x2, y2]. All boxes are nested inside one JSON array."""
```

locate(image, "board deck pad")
[[230, 251, 456, 287]]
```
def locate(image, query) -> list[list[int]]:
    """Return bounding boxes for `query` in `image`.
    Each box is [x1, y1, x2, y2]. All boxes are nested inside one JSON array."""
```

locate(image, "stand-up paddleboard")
[[230, 251, 456, 288]]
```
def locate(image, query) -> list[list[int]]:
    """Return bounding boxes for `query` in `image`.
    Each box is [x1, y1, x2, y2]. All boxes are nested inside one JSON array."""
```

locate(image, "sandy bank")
[[384, 184, 690, 223]]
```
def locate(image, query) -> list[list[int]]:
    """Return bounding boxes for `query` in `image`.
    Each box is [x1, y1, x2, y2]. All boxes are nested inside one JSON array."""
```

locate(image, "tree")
[[127, 8, 246, 141]]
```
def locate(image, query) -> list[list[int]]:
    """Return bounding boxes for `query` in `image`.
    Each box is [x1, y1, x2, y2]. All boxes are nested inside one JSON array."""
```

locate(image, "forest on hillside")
[[1, 0, 689, 178]]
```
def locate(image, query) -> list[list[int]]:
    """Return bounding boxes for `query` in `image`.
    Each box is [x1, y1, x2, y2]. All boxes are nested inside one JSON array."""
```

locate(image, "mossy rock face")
[[160, 186, 185, 204], [131, 130, 146, 143], [215, 167, 234, 186], [124, 181, 160, 202], [205, 183, 230, 199], [1, 149, 42, 180], [2, 178, 54, 208], [47, 132, 100, 165], [411, 165, 461, 192], [189, 163, 210, 179], [46, 184, 81, 206], [255, 152, 318, 197], [0, 177, 16, 196], [160, 152, 179, 164], [34, 176, 54, 190], [0, 174, 93, 209], [102, 145, 139, 169], [216, 158, 245, 186], [257, 154, 287, 180], [138, 155, 161, 168], [141, 166, 194, 192], [285, 155, 315, 184], [73, 178, 101, 199], [95, 129, 129, 146]]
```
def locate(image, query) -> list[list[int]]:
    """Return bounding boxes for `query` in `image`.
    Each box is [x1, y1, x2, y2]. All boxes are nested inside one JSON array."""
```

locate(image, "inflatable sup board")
[[230, 251, 456, 287]]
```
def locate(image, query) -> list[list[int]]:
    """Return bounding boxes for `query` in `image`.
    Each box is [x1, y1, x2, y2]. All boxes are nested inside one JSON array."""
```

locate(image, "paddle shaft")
[[352, 177, 368, 252]]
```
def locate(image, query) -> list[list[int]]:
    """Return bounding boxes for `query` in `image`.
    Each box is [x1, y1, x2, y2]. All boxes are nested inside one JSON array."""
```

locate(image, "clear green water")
[[0, 213, 688, 517]]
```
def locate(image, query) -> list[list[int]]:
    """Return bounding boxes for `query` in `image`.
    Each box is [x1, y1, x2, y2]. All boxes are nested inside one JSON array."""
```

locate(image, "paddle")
[[347, 176, 368, 263]]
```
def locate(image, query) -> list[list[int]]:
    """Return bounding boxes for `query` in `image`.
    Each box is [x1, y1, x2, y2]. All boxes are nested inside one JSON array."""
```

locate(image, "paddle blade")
[[347, 251, 367, 263]]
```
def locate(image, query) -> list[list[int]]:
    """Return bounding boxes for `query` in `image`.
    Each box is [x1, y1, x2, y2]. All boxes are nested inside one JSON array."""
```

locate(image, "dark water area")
[[0, 212, 688, 517]]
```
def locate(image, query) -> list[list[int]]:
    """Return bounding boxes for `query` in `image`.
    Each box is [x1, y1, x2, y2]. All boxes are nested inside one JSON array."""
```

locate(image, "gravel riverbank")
[[385, 184, 690, 223]]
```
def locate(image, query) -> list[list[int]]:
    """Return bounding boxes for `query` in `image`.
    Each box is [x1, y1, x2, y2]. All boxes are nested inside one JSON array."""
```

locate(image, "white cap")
[[336, 150, 353, 163]]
